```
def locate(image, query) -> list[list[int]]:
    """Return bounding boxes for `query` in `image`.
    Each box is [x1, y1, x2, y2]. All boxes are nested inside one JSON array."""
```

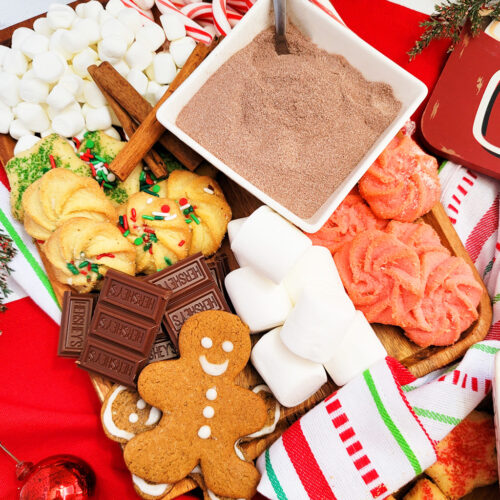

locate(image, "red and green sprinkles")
[[66, 256, 105, 281], [77, 133, 117, 188]]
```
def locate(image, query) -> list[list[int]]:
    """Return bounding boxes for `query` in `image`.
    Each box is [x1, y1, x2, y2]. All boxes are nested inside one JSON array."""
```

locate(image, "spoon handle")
[[273, 0, 287, 37]]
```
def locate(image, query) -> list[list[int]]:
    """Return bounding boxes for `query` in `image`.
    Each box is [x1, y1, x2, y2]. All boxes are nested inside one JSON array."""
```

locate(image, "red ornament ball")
[[17, 455, 95, 500]]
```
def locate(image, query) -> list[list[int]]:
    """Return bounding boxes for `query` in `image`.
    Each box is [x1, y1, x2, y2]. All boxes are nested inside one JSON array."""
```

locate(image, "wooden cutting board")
[[0, 3, 495, 498]]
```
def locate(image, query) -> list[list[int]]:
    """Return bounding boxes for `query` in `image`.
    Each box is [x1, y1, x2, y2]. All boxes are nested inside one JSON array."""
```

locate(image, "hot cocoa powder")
[[177, 25, 401, 218]]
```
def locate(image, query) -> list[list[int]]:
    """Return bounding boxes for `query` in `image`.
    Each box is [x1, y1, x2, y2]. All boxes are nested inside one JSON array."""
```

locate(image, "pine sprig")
[[409, 0, 500, 59], [0, 228, 16, 312]]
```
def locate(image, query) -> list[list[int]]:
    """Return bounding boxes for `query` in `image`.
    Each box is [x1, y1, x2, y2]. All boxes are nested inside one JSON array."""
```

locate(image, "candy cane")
[[181, 2, 242, 27], [309, 0, 345, 25], [155, 0, 214, 44], [120, 0, 155, 20], [212, 0, 231, 36], [226, 0, 249, 14]]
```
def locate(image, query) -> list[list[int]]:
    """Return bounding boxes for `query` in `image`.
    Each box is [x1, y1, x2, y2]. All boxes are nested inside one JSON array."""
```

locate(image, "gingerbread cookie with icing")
[[124, 310, 268, 499]]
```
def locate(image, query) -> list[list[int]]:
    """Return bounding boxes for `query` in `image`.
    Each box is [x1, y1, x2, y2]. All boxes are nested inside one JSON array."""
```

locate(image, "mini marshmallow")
[[280, 284, 355, 363], [283, 246, 344, 305], [112, 59, 130, 78], [145, 80, 161, 105], [170, 37, 196, 68], [15, 102, 50, 133], [0, 102, 13, 134], [81, 103, 92, 118], [108, 105, 120, 127], [46, 84, 75, 111], [76, 0, 104, 19], [9, 119, 32, 140], [85, 105, 112, 131], [99, 36, 127, 60], [20, 33, 49, 59], [73, 18, 101, 45], [125, 41, 153, 71], [11, 28, 33, 50], [3, 49, 28, 76], [0, 46, 9, 67], [32, 52, 65, 83], [251, 327, 327, 408], [48, 29, 73, 60], [134, 0, 154, 8], [126, 69, 148, 96], [231, 206, 312, 284], [160, 14, 186, 41], [60, 30, 89, 55], [101, 18, 134, 47], [47, 3, 76, 30], [117, 8, 144, 33], [225, 267, 292, 334], [83, 81, 107, 107], [52, 108, 85, 137], [19, 77, 49, 104], [59, 71, 84, 96], [104, 126, 121, 140], [153, 52, 176, 84], [72, 48, 98, 78], [106, 0, 126, 16], [154, 84, 167, 103], [135, 22, 166, 52], [33, 18, 53, 37], [14, 135, 40, 155], [0, 73, 20, 107], [41, 128, 54, 138], [323, 310, 387, 386]]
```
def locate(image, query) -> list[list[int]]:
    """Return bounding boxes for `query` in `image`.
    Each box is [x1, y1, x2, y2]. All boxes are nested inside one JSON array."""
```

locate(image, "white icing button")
[[129, 413, 139, 423], [201, 337, 213, 348], [136, 399, 146, 410], [203, 406, 215, 418], [198, 425, 211, 439], [206, 387, 217, 400], [222, 341, 233, 352]]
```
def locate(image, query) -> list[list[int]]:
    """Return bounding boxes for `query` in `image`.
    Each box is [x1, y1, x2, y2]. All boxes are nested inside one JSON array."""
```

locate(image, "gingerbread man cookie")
[[124, 311, 268, 499]]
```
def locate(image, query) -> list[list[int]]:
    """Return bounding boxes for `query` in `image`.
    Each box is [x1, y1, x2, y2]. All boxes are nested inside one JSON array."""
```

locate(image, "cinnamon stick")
[[109, 39, 219, 181], [92, 62, 201, 171], [88, 65, 168, 178]]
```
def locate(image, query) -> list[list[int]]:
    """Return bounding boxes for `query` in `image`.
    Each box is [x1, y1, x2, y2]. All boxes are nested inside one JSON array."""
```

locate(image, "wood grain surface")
[[0, 4, 496, 498]]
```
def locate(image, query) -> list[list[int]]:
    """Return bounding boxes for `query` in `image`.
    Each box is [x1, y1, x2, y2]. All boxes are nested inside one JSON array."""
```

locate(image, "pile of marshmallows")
[[0, 0, 196, 155], [225, 206, 388, 408]]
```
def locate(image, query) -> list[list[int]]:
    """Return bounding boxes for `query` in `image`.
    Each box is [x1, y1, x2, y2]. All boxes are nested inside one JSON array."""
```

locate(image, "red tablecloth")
[[0, 1, 451, 498]]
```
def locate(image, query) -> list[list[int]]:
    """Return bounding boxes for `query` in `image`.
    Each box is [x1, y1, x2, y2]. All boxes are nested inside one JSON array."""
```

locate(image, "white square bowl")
[[156, 0, 427, 233]]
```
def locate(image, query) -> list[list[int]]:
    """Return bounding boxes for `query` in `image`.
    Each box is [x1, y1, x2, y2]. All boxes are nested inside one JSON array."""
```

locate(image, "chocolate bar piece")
[[148, 331, 177, 363], [144, 252, 213, 299], [78, 270, 171, 387], [58, 291, 97, 358], [207, 254, 233, 310], [163, 282, 230, 348]]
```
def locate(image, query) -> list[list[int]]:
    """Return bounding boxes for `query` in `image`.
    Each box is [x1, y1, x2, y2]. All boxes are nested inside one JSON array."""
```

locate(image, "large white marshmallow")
[[125, 41, 153, 71], [135, 22, 166, 52], [15, 102, 50, 133], [153, 52, 176, 84], [101, 18, 134, 47], [170, 37, 196, 68], [126, 69, 148, 96], [225, 267, 292, 334], [47, 3, 76, 30], [83, 81, 107, 107], [46, 84, 76, 111], [33, 17, 53, 37], [2, 49, 28, 76], [0, 73, 20, 107], [0, 102, 13, 134], [14, 135, 40, 155], [85, 105, 112, 131], [231, 206, 312, 284], [72, 48, 98, 78], [251, 327, 327, 408], [99, 36, 127, 61], [117, 8, 144, 34], [280, 284, 355, 363], [323, 310, 387, 386], [160, 14, 186, 42], [9, 119, 32, 140], [283, 246, 344, 305], [19, 77, 49, 104], [104, 126, 121, 140], [32, 52, 65, 83], [52, 108, 85, 138], [11, 28, 33, 50], [20, 33, 49, 59], [227, 217, 249, 265]]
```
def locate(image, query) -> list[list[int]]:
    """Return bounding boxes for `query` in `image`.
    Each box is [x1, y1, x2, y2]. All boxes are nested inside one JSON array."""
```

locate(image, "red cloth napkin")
[[0, 1, 450, 498]]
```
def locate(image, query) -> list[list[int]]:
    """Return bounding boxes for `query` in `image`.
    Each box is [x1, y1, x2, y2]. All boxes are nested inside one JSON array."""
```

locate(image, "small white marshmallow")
[[15, 102, 50, 133], [160, 14, 186, 41], [99, 36, 127, 60], [101, 18, 134, 47], [135, 22, 166, 52], [85, 105, 112, 131], [104, 126, 121, 140], [126, 68, 148, 96], [60, 29, 89, 55], [117, 8, 144, 33], [0, 46, 9, 67], [145, 80, 161, 105], [20, 33, 49, 59], [153, 51, 176, 84], [111, 59, 130, 78], [72, 48, 98, 78], [83, 81, 107, 107], [9, 119, 32, 140], [32, 52, 65, 83], [33, 18, 53, 37], [51, 108, 85, 137], [0, 73, 20, 107], [76, 0, 104, 19], [19, 77, 49, 104], [73, 18, 101, 46], [46, 84, 76, 111], [0, 102, 13, 134], [14, 134, 40, 155], [106, 0, 126, 17], [48, 29, 73, 60], [59, 70, 84, 96], [3, 49, 28, 76], [170, 37, 196, 68], [47, 3, 76, 30], [11, 28, 33, 50], [125, 41, 153, 71]]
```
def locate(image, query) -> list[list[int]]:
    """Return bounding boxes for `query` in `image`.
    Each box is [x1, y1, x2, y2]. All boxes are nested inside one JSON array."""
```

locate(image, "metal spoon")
[[273, 0, 289, 55]]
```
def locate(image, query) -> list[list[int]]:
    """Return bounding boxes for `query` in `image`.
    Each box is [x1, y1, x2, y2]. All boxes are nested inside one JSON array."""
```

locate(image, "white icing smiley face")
[[198, 337, 237, 376]]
